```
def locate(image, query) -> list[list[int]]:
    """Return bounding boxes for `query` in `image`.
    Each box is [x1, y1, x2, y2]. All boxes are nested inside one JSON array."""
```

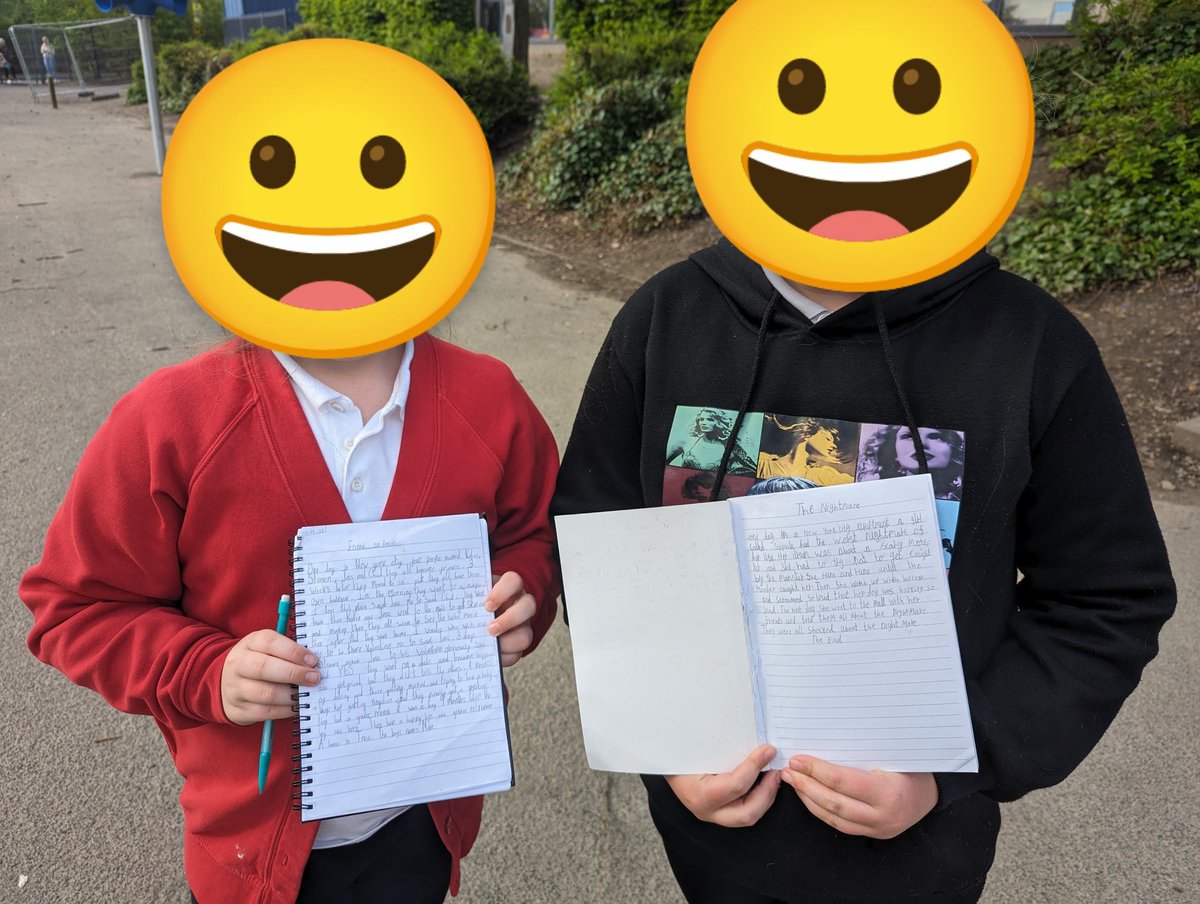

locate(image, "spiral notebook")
[[292, 513, 514, 821]]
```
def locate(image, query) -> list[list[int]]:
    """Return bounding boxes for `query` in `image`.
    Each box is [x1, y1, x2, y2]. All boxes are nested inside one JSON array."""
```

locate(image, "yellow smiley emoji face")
[[687, 0, 1034, 291], [162, 39, 494, 356]]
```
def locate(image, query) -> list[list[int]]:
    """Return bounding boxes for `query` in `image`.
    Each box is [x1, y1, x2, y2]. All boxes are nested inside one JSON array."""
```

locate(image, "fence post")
[[135, 14, 165, 174]]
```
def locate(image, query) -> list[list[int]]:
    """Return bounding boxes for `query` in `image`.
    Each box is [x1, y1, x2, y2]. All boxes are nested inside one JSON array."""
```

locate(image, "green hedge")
[[580, 112, 703, 232], [127, 26, 330, 113], [530, 0, 1200, 282], [554, 0, 677, 42], [127, 21, 530, 146], [388, 22, 533, 144], [283, 2, 534, 143], [502, 75, 683, 209], [502, 9, 710, 232], [1030, 0, 1200, 135], [296, 0, 474, 42], [548, 20, 704, 107], [993, 52, 1200, 294], [555, 0, 732, 42], [156, 40, 217, 114]]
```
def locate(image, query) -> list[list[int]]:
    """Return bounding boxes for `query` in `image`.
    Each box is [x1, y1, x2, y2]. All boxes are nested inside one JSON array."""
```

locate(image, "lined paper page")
[[556, 503, 760, 774], [294, 514, 511, 821], [729, 475, 976, 773]]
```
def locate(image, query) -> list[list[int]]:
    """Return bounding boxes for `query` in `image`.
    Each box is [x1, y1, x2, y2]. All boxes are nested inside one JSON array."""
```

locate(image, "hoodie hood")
[[689, 238, 1000, 338]]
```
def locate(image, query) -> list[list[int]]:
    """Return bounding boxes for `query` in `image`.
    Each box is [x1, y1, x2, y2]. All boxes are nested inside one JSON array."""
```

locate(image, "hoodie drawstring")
[[872, 297, 929, 475], [711, 290, 782, 500], [712, 287, 931, 499]]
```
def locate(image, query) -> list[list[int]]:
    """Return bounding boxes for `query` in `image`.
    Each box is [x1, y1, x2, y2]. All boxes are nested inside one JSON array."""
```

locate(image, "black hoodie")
[[551, 239, 1176, 899]]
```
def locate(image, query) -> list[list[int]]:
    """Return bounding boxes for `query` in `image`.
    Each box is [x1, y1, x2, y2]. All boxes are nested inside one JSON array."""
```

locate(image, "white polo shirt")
[[273, 343, 414, 848]]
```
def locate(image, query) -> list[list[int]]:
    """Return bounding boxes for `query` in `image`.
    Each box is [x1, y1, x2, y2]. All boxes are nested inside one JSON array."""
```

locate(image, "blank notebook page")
[[293, 514, 512, 821]]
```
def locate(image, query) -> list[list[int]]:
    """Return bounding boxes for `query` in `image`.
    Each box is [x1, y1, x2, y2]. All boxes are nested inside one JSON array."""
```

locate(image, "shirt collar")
[[272, 342, 414, 418], [761, 267, 831, 323]]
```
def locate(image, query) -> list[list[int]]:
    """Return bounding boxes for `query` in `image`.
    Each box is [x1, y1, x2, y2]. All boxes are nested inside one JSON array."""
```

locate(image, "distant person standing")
[[0, 37, 13, 83], [40, 36, 55, 81]]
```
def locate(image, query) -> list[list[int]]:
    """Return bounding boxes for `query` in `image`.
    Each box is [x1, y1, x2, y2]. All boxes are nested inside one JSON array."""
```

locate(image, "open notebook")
[[556, 474, 978, 775], [291, 513, 513, 821]]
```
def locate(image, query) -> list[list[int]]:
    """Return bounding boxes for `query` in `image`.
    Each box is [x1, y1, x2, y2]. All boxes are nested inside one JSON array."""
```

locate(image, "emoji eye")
[[360, 136, 406, 189], [893, 59, 941, 114], [778, 59, 825, 115], [250, 136, 295, 189]]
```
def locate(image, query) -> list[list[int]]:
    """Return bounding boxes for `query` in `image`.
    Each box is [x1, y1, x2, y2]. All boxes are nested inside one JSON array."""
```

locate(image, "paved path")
[[1, 87, 1196, 904]]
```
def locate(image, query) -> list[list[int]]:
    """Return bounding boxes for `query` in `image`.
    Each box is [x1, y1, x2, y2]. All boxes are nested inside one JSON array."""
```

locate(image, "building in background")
[[987, 0, 1077, 30], [222, 0, 299, 43]]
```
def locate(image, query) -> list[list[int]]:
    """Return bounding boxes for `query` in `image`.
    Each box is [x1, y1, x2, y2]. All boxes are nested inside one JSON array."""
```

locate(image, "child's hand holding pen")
[[221, 630, 321, 725], [485, 571, 537, 667]]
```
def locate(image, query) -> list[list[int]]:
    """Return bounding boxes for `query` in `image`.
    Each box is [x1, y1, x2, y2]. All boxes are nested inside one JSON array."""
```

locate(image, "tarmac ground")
[[1, 86, 1197, 904]]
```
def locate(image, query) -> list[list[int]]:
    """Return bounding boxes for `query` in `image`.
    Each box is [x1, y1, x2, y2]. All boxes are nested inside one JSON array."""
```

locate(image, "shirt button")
[[350, 478, 364, 492], [330, 402, 345, 413], [343, 437, 354, 451]]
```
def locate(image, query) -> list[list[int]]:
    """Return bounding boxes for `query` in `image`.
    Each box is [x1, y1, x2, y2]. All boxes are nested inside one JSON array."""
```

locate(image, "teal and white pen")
[[258, 594, 292, 795]]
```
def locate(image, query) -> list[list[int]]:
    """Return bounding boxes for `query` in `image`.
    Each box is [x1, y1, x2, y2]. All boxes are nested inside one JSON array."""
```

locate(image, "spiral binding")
[[289, 534, 315, 812]]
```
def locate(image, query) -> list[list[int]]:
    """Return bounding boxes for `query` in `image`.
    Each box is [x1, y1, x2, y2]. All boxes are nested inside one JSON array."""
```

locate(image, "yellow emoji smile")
[[745, 144, 975, 242], [218, 217, 438, 311]]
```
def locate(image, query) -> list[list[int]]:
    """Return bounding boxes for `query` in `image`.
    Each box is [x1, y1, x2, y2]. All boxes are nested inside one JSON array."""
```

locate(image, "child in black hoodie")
[[551, 240, 1176, 902]]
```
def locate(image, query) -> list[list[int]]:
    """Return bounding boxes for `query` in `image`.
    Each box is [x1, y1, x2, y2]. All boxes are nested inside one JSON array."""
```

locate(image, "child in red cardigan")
[[21, 335, 559, 903]]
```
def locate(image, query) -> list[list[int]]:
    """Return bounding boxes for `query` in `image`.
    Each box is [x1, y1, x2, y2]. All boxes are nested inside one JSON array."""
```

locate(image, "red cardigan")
[[21, 337, 560, 904]]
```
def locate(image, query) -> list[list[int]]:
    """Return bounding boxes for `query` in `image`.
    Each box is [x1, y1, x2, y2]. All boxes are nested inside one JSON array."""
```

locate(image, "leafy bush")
[[124, 18, 528, 145], [580, 112, 703, 232], [149, 1, 225, 49], [683, 0, 736, 33], [298, 0, 474, 42], [389, 22, 533, 144], [555, 0, 733, 42], [1073, 0, 1200, 69], [228, 26, 285, 59], [295, 0, 385, 41], [127, 59, 146, 104], [548, 20, 704, 108], [1028, 0, 1200, 135], [502, 75, 683, 208], [554, 0, 679, 42], [156, 40, 213, 114], [229, 23, 335, 62], [295, 0, 532, 143], [993, 53, 1200, 294], [509, 2, 723, 230], [128, 24, 329, 109]]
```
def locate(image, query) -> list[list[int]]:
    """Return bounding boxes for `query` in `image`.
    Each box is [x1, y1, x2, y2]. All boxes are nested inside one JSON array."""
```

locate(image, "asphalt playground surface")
[[1, 86, 1197, 904]]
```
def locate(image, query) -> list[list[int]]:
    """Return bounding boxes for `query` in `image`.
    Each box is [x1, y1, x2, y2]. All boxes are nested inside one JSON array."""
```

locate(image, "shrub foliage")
[[296, 0, 476, 42], [992, 0, 1200, 293], [506, 0, 1200, 283], [502, 75, 683, 209], [581, 113, 704, 232], [502, 4, 716, 233], [390, 22, 533, 143], [126, 12, 530, 147], [993, 51, 1200, 294]]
